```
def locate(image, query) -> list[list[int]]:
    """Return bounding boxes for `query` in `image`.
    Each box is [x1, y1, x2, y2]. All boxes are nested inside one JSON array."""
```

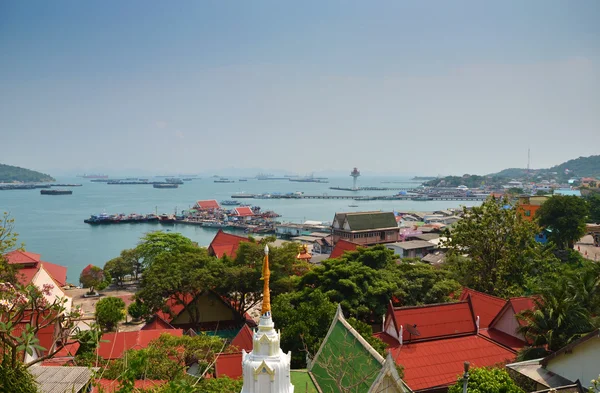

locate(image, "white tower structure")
[[241, 245, 294, 393], [350, 167, 360, 190]]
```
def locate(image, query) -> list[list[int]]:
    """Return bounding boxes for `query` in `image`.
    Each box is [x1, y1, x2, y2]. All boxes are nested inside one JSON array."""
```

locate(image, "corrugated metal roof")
[[30, 366, 94, 393]]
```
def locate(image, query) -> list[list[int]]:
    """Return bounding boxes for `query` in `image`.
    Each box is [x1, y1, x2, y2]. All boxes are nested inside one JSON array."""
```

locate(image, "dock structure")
[[329, 186, 416, 191], [230, 194, 487, 202]]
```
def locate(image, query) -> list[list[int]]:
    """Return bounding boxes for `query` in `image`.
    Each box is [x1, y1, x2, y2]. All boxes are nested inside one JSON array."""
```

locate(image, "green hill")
[[0, 163, 55, 183], [547, 155, 600, 178]]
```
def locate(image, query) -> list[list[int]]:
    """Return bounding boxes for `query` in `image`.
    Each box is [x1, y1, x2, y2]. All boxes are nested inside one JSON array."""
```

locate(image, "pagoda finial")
[[261, 245, 271, 316]]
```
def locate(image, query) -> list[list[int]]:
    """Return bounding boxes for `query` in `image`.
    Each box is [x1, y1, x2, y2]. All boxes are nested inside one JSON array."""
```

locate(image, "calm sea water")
[[0, 176, 481, 282]]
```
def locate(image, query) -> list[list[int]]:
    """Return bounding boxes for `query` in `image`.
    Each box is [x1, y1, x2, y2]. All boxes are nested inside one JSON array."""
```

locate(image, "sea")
[[0, 176, 482, 283]]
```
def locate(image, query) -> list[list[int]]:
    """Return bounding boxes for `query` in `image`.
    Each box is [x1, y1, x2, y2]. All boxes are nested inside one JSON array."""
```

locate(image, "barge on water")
[[84, 213, 159, 224], [41, 189, 73, 195], [153, 183, 179, 189]]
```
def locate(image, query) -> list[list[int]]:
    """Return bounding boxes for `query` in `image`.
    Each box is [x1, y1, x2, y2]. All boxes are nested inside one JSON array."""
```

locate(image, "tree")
[[127, 300, 148, 321], [448, 367, 524, 393], [79, 265, 109, 294], [586, 192, 600, 223], [536, 195, 589, 250], [0, 361, 38, 393], [0, 282, 83, 369], [516, 282, 595, 360], [395, 261, 461, 306], [135, 231, 197, 268], [103, 253, 135, 287], [443, 197, 546, 297], [0, 212, 21, 284], [95, 296, 125, 331]]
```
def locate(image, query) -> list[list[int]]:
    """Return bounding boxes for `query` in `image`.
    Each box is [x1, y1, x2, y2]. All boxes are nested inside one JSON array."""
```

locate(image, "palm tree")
[[516, 283, 595, 360]]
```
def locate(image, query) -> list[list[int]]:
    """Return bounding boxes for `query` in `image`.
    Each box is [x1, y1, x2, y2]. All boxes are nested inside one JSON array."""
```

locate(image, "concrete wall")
[[547, 337, 600, 389], [34, 267, 72, 313]]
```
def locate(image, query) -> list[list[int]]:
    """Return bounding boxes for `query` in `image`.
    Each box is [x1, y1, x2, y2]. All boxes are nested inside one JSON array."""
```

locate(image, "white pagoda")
[[240, 245, 294, 393]]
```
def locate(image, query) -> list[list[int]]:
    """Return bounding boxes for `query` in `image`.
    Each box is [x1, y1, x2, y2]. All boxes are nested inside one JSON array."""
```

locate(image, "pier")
[[230, 194, 487, 202], [329, 186, 416, 191]]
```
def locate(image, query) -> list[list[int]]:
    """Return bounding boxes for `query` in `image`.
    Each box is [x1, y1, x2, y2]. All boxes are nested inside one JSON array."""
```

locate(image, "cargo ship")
[[80, 174, 108, 179], [153, 183, 179, 189], [41, 189, 73, 195]]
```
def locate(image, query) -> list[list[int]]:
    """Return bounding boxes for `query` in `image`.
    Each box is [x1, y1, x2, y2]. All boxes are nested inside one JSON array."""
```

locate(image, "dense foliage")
[[424, 174, 505, 188], [95, 296, 126, 331], [0, 163, 55, 183], [536, 195, 589, 249], [586, 192, 600, 223], [548, 154, 600, 178], [0, 361, 38, 393], [80, 265, 109, 293], [448, 367, 524, 393]]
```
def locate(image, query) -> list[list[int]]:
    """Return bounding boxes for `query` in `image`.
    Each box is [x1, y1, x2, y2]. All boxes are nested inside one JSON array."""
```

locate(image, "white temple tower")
[[241, 245, 294, 393]]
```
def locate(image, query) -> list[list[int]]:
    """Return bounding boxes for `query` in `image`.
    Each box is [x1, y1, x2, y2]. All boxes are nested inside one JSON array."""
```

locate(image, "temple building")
[[240, 245, 294, 393], [331, 211, 400, 246]]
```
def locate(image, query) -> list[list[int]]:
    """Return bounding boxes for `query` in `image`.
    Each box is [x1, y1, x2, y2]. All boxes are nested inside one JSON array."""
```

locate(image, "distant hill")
[[0, 163, 55, 183]]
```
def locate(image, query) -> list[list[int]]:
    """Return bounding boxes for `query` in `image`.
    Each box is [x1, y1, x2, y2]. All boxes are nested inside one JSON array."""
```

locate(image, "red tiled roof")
[[215, 352, 243, 379], [479, 328, 526, 351], [41, 342, 80, 366], [230, 324, 253, 352], [208, 229, 250, 259], [142, 315, 176, 330], [92, 379, 166, 393], [196, 200, 220, 210], [390, 301, 476, 342], [4, 250, 42, 264], [330, 240, 360, 259], [234, 207, 254, 217], [384, 333, 516, 391], [509, 297, 536, 315], [459, 288, 506, 329], [39, 261, 67, 287], [16, 267, 39, 286], [81, 264, 95, 276], [97, 329, 183, 360]]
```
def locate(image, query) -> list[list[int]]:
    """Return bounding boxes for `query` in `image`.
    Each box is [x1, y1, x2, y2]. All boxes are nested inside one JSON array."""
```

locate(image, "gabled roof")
[[541, 328, 600, 366], [4, 250, 41, 264], [42, 342, 80, 366], [490, 296, 537, 328], [383, 333, 516, 391], [215, 352, 243, 379], [329, 239, 360, 259], [208, 229, 250, 259], [230, 324, 253, 352], [97, 329, 183, 360], [342, 211, 398, 231], [234, 206, 254, 217], [389, 300, 476, 342], [459, 288, 506, 328], [39, 261, 67, 287], [389, 240, 435, 250], [195, 199, 220, 210]]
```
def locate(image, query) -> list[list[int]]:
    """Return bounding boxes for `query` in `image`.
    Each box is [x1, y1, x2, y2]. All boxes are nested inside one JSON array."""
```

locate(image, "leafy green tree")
[[127, 300, 148, 321], [586, 192, 600, 223], [0, 361, 38, 393], [448, 367, 524, 393], [104, 253, 135, 287], [443, 197, 545, 297], [135, 231, 197, 268], [395, 261, 461, 306], [79, 265, 109, 294], [136, 249, 215, 329], [536, 195, 589, 250], [516, 282, 595, 360], [0, 212, 22, 284], [95, 296, 126, 331]]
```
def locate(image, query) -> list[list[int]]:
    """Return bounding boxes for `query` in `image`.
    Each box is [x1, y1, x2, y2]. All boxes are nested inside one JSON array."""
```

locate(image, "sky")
[[1, 1, 599, 177]]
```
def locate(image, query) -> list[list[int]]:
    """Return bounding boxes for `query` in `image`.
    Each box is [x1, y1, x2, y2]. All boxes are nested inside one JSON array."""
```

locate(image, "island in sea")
[[0, 163, 55, 183]]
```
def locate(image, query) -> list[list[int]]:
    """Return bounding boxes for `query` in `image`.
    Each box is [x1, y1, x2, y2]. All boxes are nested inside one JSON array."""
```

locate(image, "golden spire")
[[261, 244, 271, 316]]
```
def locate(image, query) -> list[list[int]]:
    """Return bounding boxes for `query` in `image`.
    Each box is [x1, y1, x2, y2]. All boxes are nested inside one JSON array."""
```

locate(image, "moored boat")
[[153, 183, 179, 189], [41, 189, 72, 195]]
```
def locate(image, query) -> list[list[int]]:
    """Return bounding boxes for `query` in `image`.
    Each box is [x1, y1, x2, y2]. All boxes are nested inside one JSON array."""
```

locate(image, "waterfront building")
[[194, 199, 220, 210], [331, 211, 400, 246], [240, 245, 294, 393]]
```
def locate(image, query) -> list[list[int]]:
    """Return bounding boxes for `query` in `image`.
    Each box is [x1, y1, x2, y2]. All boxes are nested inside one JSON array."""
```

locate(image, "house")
[[29, 365, 95, 393], [311, 235, 333, 254], [517, 195, 549, 221], [142, 291, 256, 332], [421, 251, 446, 266], [308, 305, 410, 393], [213, 324, 254, 379], [194, 199, 220, 210], [332, 211, 400, 246], [97, 329, 183, 360], [275, 223, 306, 237], [207, 229, 250, 259], [507, 329, 600, 391], [486, 296, 536, 346], [329, 239, 360, 259], [234, 206, 254, 220], [386, 241, 435, 259], [376, 297, 521, 392]]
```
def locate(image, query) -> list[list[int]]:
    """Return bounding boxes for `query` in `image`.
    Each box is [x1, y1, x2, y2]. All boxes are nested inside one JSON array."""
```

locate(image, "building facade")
[[332, 212, 400, 246]]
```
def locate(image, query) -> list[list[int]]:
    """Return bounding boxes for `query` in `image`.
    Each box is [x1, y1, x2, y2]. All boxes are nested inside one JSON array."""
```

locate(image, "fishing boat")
[[214, 178, 235, 183], [159, 214, 177, 223], [220, 200, 240, 206], [411, 196, 434, 201], [153, 183, 179, 189], [348, 204, 359, 207]]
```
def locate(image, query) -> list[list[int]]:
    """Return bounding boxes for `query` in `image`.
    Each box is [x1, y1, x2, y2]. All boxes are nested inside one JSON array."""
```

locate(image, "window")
[[525, 210, 531, 217]]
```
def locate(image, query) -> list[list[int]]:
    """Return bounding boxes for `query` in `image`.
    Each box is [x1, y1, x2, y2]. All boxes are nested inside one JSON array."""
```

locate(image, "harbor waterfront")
[[0, 176, 482, 282]]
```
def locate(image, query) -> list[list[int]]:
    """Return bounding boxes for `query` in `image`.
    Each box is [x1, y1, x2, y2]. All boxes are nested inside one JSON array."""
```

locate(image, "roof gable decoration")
[[369, 352, 411, 393], [343, 218, 351, 231]]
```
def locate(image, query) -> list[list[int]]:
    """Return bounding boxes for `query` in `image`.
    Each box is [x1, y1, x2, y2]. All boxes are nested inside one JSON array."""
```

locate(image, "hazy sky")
[[1, 1, 599, 176]]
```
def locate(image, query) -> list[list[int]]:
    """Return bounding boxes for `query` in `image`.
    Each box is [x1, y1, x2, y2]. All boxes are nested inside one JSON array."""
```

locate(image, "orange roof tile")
[[39, 261, 67, 287], [479, 328, 526, 351], [4, 250, 41, 264], [230, 324, 253, 352], [459, 288, 506, 329], [97, 329, 183, 360], [195, 200, 220, 210], [384, 333, 516, 391], [208, 229, 250, 259], [509, 297, 536, 315], [215, 352, 243, 379], [234, 207, 254, 217], [390, 301, 476, 342], [329, 239, 360, 259]]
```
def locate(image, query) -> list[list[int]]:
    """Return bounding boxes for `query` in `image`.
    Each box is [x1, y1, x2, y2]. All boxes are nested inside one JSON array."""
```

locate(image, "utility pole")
[[462, 361, 470, 393]]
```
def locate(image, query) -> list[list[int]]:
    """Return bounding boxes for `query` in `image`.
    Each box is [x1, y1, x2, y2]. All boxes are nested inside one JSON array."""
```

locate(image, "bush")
[[95, 296, 126, 331], [127, 301, 148, 320], [0, 360, 38, 393], [448, 367, 524, 393]]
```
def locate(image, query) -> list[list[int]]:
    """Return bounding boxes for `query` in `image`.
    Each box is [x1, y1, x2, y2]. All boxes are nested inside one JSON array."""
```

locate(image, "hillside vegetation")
[[548, 155, 600, 178], [0, 163, 55, 183]]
